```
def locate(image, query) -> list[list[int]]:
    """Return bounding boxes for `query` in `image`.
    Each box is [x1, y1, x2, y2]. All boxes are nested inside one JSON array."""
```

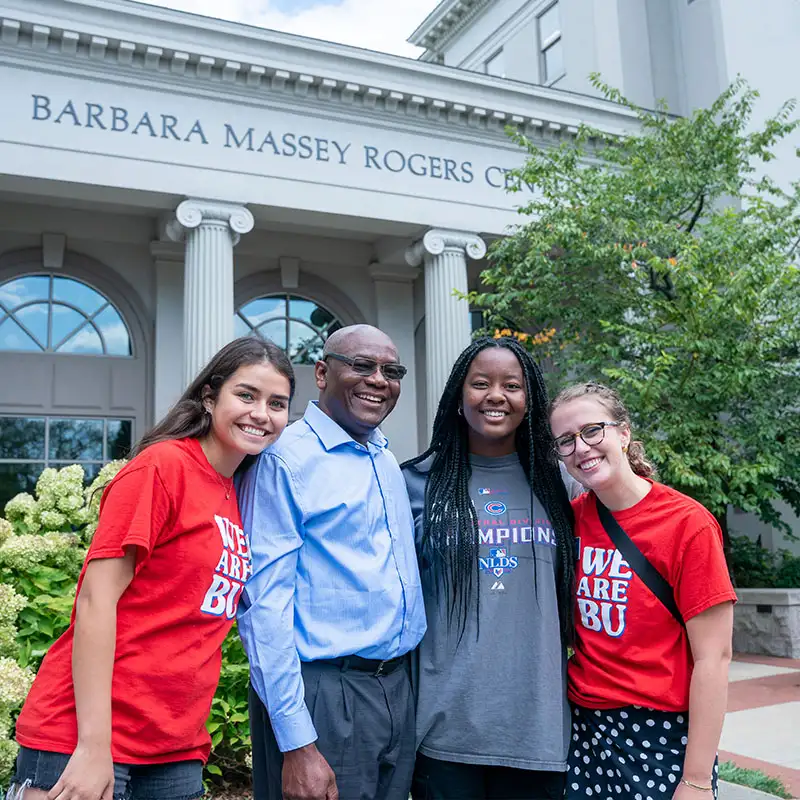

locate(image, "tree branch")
[[685, 193, 706, 234]]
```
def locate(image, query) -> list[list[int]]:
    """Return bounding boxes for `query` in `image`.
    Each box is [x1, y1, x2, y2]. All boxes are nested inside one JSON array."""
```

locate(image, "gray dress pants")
[[249, 658, 416, 800]]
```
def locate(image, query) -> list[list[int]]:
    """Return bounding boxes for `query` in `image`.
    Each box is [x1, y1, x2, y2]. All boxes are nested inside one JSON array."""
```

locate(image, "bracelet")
[[681, 778, 713, 792]]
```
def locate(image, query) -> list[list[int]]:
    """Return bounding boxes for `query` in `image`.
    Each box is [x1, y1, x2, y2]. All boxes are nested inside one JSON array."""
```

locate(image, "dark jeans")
[[9, 747, 204, 800], [411, 753, 567, 800], [250, 657, 416, 800]]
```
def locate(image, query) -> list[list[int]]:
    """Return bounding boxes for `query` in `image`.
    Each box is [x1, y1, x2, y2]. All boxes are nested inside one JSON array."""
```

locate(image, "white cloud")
[[134, 0, 441, 58]]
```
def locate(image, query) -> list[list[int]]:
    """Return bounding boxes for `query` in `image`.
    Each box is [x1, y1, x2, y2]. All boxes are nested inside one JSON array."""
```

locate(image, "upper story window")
[[0, 274, 132, 356], [484, 49, 506, 78], [235, 294, 343, 365], [538, 1, 564, 84]]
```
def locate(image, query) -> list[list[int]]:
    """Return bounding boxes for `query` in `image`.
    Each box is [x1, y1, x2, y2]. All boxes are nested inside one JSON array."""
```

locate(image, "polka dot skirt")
[[565, 705, 719, 799]]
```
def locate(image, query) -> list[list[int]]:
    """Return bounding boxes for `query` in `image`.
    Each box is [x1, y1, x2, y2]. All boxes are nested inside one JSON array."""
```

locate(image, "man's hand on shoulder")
[[282, 743, 338, 800]]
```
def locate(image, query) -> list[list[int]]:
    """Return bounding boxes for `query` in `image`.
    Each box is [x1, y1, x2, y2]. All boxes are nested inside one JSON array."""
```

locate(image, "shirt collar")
[[303, 401, 388, 451]]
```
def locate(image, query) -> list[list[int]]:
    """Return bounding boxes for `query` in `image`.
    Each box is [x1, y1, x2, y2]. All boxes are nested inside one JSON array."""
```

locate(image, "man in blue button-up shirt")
[[238, 325, 426, 800]]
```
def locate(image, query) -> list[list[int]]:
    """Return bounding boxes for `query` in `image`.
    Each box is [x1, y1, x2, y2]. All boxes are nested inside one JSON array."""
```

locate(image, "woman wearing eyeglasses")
[[549, 382, 736, 800], [402, 337, 580, 800]]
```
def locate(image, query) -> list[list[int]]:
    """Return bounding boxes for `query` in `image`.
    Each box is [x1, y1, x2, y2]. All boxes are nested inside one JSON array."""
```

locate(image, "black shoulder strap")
[[595, 497, 686, 629]]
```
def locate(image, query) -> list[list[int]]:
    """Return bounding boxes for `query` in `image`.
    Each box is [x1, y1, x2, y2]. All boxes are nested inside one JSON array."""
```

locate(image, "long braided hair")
[[403, 337, 575, 642]]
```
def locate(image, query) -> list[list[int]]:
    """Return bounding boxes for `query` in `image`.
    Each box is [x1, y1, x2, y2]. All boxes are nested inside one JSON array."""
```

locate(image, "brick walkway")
[[721, 655, 800, 798]]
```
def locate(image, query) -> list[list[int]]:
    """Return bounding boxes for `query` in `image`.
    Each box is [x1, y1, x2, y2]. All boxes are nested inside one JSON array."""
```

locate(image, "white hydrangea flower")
[[21, 513, 41, 535], [34, 468, 59, 496], [0, 585, 26, 625], [0, 534, 57, 571], [3, 493, 35, 524], [0, 708, 11, 739], [36, 491, 57, 511], [39, 510, 68, 530], [0, 736, 19, 783], [0, 626, 16, 659], [57, 493, 83, 513], [0, 657, 34, 706], [0, 520, 11, 547]]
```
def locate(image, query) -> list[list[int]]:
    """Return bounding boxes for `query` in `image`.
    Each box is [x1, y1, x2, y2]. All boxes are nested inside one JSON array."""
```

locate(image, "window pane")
[[0, 276, 50, 310], [0, 318, 41, 351], [51, 305, 86, 349], [0, 417, 46, 459], [288, 297, 324, 327], [240, 297, 285, 327], [485, 49, 505, 77], [107, 419, 133, 460], [0, 462, 44, 510], [234, 315, 251, 337], [288, 321, 324, 365], [14, 303, 49, 349], [539, 3, 560, 43], [94, 306, 131, 356], [53, 278, 107, 316], [59, 324, 104, 355], [255, 319, 287, 350], [544, 39, 564, 82], [49, 418, 104, 461]]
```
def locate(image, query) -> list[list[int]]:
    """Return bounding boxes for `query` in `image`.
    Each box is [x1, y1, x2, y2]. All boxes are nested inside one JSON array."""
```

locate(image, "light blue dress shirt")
[[237, 401, 426, 753]]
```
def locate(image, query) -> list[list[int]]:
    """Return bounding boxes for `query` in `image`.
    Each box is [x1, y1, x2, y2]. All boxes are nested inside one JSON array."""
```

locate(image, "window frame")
[[235, 293, 343, 366], [0, 273, 133, 357], [538, 0, 565, 85], [0, 414, 134, 503]]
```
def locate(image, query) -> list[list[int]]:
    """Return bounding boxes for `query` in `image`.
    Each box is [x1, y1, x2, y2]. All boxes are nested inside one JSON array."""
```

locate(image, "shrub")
[[729, 534, 800, 588]]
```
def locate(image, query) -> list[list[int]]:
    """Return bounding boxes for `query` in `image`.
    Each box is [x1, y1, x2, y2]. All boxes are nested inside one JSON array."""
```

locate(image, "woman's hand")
[[46, 743, 115, 800], [672, 780, 714, 799]]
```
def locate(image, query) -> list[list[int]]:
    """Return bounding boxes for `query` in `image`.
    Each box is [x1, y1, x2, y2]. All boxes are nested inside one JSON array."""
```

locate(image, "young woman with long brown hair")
[[9, 336, 294, 800]]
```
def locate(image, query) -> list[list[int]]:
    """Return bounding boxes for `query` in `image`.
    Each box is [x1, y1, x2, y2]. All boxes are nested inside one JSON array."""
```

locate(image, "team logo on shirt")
[[200, 515, 252, 620], [478, 488, 508, 495], [484, 501, 506, 516], [478, 547, 519, 578]]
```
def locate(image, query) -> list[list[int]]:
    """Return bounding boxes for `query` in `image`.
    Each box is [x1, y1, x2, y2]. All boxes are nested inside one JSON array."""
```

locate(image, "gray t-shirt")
[[403, 453, 572, 771]]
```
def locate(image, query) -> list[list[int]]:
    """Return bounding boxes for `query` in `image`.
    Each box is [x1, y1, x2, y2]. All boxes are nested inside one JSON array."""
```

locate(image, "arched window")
[[235, 294, 342, 365], [0, 274, 132, 356]]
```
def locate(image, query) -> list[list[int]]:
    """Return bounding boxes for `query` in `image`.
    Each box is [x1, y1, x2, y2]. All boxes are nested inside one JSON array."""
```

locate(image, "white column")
[[369, 263, 420, 463], [406, 229, 486, 431], [167, 198, 255, 384]]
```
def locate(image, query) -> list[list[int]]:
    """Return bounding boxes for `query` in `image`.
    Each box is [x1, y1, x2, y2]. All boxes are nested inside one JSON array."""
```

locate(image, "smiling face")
[[549, 396, 632, 492], [315, 328, 401, 443], [462, 347, 528, 457], [202, 361, 292, 473]]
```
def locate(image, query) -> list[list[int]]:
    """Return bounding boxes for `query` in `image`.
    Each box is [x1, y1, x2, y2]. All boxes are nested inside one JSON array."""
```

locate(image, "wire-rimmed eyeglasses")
[[553, 421, 623, 457], [324, 352, 408, 381]]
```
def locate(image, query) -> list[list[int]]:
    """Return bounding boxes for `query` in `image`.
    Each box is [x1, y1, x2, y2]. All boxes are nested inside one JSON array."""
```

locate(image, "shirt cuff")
[[272, 706, 318, 753]]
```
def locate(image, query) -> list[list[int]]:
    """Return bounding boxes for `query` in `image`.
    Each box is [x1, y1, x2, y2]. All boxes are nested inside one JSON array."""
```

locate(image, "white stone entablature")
[[0, 0, 638, 236]]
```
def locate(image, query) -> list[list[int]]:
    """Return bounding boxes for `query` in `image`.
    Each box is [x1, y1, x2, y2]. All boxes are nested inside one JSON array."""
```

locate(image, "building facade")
[[0, 0, 797, 543]]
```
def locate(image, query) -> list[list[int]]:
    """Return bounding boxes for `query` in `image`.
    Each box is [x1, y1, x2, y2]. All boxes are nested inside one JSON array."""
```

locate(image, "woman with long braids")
[[402, 336, 580, 800], [9, 337, 294, 800], [550, 382, 735, 800]]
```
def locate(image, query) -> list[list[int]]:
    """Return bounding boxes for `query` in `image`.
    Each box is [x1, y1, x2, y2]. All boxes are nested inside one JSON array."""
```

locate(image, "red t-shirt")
[[16, 437, 251, 764], [568, 481, 736, 712]]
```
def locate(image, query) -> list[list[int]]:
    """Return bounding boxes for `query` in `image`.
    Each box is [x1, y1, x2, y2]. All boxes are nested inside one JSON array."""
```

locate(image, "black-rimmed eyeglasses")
[[553, 421, 623, 457], [324, 352, 408, 381]]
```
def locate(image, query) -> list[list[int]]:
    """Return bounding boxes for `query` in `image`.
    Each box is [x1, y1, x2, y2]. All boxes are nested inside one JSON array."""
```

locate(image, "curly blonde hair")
[[550, 382, 657, 479]]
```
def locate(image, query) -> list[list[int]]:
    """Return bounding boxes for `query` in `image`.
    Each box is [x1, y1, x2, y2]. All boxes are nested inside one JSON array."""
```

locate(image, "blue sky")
[[141, 0, 441, 57], [269, 0, 343, 14]]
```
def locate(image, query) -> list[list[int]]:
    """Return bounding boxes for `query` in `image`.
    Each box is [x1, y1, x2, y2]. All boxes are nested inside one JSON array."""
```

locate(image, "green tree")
[[471, 77, 800, 541]]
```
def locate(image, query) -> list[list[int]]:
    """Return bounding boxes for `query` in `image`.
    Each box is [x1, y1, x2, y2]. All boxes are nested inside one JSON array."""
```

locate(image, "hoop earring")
[[457, 407, 463, 416]]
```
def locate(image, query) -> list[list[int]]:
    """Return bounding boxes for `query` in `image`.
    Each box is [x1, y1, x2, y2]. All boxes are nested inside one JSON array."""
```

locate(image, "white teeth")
[[356, 394, 383, 403], [581, 458, 602, 470], [241, 425, 267, 437], [482, 410, 507, 417]]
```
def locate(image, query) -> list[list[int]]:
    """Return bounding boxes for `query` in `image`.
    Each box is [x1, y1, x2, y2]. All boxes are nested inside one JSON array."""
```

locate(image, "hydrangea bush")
[[0, 462, 124, 785]]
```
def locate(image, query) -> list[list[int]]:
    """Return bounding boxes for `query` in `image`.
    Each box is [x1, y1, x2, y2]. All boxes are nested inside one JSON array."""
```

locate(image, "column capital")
[[166, 198, 255, 245], [405, 229, 487, 267]]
